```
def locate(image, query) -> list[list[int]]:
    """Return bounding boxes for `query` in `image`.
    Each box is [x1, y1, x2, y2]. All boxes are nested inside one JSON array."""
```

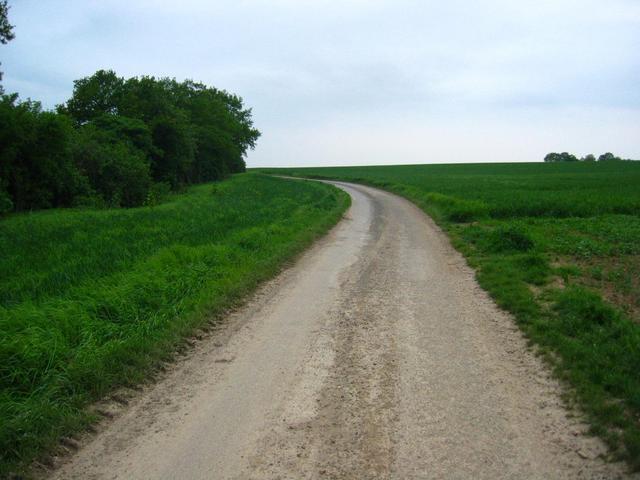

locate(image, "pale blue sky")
[[2, 0, 639, 166]]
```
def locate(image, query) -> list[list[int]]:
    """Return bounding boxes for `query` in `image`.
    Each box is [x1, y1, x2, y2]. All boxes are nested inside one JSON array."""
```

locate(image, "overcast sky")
[[2, 0, 639, 166]]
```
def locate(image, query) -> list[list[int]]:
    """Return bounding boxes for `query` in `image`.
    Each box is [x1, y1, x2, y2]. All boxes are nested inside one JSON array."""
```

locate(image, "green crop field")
[[0, 173, 349, 476], [259, 161, 640, 468]]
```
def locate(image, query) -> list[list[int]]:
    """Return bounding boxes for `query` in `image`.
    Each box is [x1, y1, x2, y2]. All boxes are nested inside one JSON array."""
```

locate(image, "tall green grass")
[[0, 173, 349, 476], [259, 162, 640, 470]]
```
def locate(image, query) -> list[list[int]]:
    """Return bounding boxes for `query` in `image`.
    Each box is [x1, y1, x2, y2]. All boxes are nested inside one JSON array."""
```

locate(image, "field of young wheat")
[[259, 161, 640, 467]]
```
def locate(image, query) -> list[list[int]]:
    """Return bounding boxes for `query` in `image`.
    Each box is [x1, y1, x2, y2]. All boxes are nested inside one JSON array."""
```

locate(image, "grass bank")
[[0, 173, 349, 476], [258, 162, 640, 470]]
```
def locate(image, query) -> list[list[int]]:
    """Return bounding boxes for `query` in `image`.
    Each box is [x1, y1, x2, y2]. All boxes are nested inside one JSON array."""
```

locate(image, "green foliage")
[[63, 70, 124, 123], [60, 70, 260, 184], [422, 192, 489, 222], [598, 152, 622, 162], [487, 224, 534, 252], [544, 152, 628, 163], [514, 253, 551, 286], [547, 287, 640, 468], [0, 1, 13, 45], [144, 181, 171, 207], [1, 69, 261, 213], [0, 174, 349, 475], [261, 162, 640, 219], [544, 151, 578, 162], [0, 95, 88, 210], [0, 178, 11, 213], [149, 112, 195, 187], [72, 124, 152, 207], [553, 287, 620, 334], [0, 0, 14, 92], [261, 162, 640, 469]]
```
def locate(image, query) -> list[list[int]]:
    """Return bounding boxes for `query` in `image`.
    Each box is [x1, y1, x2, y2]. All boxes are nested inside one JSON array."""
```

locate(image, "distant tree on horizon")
[[544, 152, 578, 162], [544, 151, 632, 162], [597, 152, 622, 162]]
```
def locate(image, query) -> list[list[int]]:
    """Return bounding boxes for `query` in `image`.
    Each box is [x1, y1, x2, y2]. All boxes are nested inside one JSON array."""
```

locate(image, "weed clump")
[[548, 287, 640, 462], [488, 225, 535, 252], [514, 253, 550, 285], [554, 287, 619, 333]]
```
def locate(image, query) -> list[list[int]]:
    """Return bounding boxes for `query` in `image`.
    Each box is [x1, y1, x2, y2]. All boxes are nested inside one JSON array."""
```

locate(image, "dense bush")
[[487, 224, 535, 252], [0, 95, 87, 210], [0, 70, 260, 212], [0, 181, 11, 213], [72, 124, 152, 207]]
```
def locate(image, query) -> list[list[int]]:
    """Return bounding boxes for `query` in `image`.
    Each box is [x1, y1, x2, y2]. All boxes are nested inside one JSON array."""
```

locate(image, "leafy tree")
[[149, 112, 195, 187], [3, 69, 260, 212], [60, 70, 124, 124], [580, 154, 596, 162], [597, 152, 621, 162], [72, 123, 151, 207], [92, 114, 157, 158], [0, 0, 15, 93], [544, 152, 578, 162], [175, 81, 256, 179], [0, 95, 86, 210], [0, 1, 12, 44], [117, 76, 174, 122], [62, 71, 260, 185], [544, 152, 560, 162]]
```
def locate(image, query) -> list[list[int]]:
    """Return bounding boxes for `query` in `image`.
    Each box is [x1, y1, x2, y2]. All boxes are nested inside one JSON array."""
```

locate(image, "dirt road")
[[52, 181, 627, 479]]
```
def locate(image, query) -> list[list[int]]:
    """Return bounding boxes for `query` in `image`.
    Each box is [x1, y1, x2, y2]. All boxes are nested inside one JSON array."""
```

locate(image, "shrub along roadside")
[[261, 168, 640, 471], [0, 174, 350, 476]]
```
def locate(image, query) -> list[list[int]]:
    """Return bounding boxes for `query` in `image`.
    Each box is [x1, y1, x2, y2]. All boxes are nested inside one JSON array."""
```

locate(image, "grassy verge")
[[0, 173, 350, 476], [258, 162, 640, 470]]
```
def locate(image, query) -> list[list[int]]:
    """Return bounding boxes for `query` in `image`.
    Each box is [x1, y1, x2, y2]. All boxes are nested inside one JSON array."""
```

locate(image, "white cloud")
[[2, 0, 639, 164]]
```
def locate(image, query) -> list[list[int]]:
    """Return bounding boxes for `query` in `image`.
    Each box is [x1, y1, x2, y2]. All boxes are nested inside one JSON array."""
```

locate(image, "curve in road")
[[51, 181, 626, 479]]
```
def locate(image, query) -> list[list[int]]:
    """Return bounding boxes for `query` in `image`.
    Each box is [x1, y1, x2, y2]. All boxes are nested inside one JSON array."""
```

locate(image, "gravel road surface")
[[51, 181, 628, 479]]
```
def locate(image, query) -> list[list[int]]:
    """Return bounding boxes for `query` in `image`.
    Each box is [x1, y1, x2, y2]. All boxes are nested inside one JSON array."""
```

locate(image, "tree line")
[[0, 4, 260, 213], [543, 152, 632, 163], [0, 70, 260, 213]]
